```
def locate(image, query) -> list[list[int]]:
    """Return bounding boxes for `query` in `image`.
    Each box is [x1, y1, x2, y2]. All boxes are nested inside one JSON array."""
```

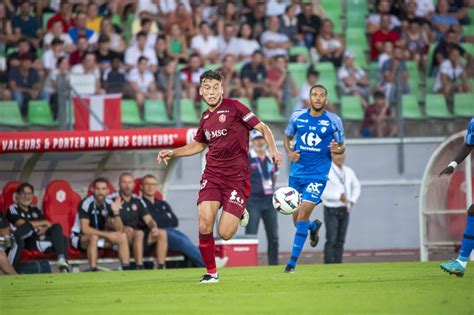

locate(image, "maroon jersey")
[[194, 98, 261, 180]]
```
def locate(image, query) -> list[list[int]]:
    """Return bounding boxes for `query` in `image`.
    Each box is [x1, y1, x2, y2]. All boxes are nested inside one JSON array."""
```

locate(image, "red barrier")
[[0, 128, 197, 154]]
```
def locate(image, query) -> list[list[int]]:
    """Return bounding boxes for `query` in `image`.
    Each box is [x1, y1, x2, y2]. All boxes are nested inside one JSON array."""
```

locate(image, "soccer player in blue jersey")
[[283, 84, 345, 273], [439, 118, 474, 277]]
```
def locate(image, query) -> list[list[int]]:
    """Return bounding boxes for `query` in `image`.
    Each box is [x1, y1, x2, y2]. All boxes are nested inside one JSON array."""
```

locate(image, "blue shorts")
[[289, 176, 327, 205]]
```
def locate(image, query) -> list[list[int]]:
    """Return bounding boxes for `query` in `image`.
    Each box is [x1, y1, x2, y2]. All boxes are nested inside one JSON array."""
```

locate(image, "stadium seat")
[[28, 100, 56, 126], [0, 101, 27, 127], [234, 97, 251, 109], [42, 12, 54, 30], [144, 99, 175, 125], [288, 62, 309, 90], [204, 63, 221, 71], [340, 96, 364, 120], [462, 24, 474, 37], [256, 97, 286, 123], [453, 93, 474, 117], [1, 181, 39, 213], [121, 99, 145, 125], [345, 28, 368, 49], [180, 98, 200, 124], [401, 95, 424, 119], [133, 178, 163, 200], [86, 179, 115, 196], [346, 12, 367, 29], [289, 46, 310, 61], [425, 94, 452, 118]]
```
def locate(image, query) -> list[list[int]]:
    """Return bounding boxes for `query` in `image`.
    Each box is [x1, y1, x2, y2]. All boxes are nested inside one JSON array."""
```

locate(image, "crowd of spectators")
[[0, 0, 472, 137]]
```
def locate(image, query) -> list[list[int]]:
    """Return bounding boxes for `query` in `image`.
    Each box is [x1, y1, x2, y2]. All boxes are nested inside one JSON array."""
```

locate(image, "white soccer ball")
[[272, 187, 301, 215]]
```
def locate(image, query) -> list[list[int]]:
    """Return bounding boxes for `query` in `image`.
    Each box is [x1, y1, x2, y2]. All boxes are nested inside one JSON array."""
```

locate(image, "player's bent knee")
[[89, 234, 99, 243], [218, 231, 233, 241], [199, 220, 214, 234], [468, 204, 474, 216], [117, 233, 128, 244]]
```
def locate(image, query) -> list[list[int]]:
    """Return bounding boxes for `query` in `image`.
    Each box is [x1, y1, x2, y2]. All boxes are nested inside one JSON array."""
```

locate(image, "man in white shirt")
[[260, 16, 291, 58], [321, 153, 361, 264], [70, 51, 103, 94], [191, 22, 219, 64], [217, 23, 241, 61], [367, 0, 401, 34], [433, 48, 471, 99], [413, 0, 435, 19], [125, 31, 158, 72]]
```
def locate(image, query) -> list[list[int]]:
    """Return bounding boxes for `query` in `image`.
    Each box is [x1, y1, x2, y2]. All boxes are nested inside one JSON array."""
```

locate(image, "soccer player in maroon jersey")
[[157, 70, 282, 283]]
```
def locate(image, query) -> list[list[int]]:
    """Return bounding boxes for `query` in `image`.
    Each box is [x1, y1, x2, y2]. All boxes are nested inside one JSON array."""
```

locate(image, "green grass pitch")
[[1, 262, 473, 315]]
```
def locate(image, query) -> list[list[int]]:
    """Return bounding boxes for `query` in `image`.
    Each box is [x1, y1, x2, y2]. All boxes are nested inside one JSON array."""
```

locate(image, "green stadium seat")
[[0, 101, 27, 127], [341, 96, 363, 120], [28, 100, 56, 126], [462, 25, 474, 37], [346, 0, 368, 14], [453, 93, 474, 117], [256, 97, 286, 123], [234, 97, 251, 109], [180, 98, 200, 124], [289, 46, 310, 61], [42, 12, 54, 30], [288, 62, 309, 90], [144, 99, 175, 125], [345, 28, 368, 49], [204, 63, 221, 71], [401, 95, 423, 119], [121, 99, 145, 125], [425, 94, 452, 118], [461, 43, 474, 58], [346, 12, 367, 29]]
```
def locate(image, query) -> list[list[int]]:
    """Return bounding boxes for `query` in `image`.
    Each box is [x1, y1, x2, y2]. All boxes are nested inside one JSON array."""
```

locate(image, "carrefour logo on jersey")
[[205, 129, 228, 141], [300, 132, 322, 152]]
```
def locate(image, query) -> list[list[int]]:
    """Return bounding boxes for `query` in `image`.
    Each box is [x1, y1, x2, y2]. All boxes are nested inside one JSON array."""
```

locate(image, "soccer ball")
[[272, 187, 301, 215]]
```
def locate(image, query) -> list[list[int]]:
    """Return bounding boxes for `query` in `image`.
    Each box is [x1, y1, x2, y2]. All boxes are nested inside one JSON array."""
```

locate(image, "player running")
[[157, 70, 282, 283], [283, 84, 345, 273], [439, 118, 474, 277]]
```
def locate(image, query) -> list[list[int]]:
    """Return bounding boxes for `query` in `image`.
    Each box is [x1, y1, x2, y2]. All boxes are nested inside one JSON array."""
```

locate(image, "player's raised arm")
[[157, 141, 208, 165], [254, 122, 283, 167], [439, 143, 473, 176]]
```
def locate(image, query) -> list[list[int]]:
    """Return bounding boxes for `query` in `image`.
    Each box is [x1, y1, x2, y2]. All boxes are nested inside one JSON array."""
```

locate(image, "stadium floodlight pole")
[[395, 68, 405, 174]]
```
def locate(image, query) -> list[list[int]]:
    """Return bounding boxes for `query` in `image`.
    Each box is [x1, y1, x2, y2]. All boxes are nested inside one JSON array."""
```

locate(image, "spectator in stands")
[[180, 53, 205, 102], [279, 4, 300, 45], [242, 1, 266, 41], [431, 0, 461, 41], [267, 55, 297, 113], [125, 31, 158, 72], [245, 130, 280, 265], [381, 46, 410, 104], [191, 22, 219, 65], [399, 0, 431, 35], [431, 30, 472, 76], [367, 0, 401, 35], [217, 23, 240, 61], [378, 41, 394, 69], [99, 17, 126, 54], [166, 3, 194, 38], [401, 20, 429, 68], [86, 2, 102, 33], [12, 1, 42, 49], [9, 54, 46, 118], [134, 0, 164, 30], [47, 1, 75, 32], [68, 11, 98, 45], [413, 0, 435, 20], [338, 51, 370, 108], [261, 16, 292, 58], [155, 35, 170, 67], [0, 3, 16, 49], [316, 19, 345, 68], [433, 48, 472, 102], [0, 212, 17, 275], [156, 58, 178, 118], [71, 178, 131, 272], [132, 18, 158, 50], [297, 67, 320, 109], [43, 20, 74, 52], [297, 1, 322, 48], [217, 1, 240, 36], [217, 54, 245, 98], [69, 34, 89, 67], [127, 56, 162, 115], [361, 90, 396, 137], [446, 0, 469, 24], [370, 14, 401, 61], [103, 57, 131, 96], [6, 38, 38, 70], [42, 38, 66, 74], [95, 34, 122, 79], [71, 51, 104, 94], [241, 50, 270, 106], [166, 23, 189, 64], [237, 22, 261, 62], [109, 173, 166, 270], [47, 56, 70, 120], [141, 174, 205, 268], [7, 183, 70, 272]]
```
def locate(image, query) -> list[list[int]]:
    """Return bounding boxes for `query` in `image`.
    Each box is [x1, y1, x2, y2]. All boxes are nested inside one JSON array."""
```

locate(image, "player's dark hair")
[[136, 31, 147, 39], [138, 56, 149, 64], [310, 84, 328, 96], [140, 18, 151, 26], [199, 70, 223, 84], [142, 174, 157, 181], [17, 182, 34, 194], [373, 90, 385, 99], [93, 177, 109, 188]]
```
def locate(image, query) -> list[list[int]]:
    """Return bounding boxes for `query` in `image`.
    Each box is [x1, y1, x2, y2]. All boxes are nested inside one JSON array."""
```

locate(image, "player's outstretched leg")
[[198, 201, 220, 284], [308, 219, 323, 247], [285, 202, 315, 273], [440, 205, 474, 277]]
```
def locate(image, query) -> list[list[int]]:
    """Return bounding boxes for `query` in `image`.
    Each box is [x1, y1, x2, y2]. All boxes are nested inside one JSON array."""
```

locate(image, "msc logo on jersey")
[[301, 132, 322, 147], [306, 182, 323, 194], [205, 129, 228, 141], [229, 190, 244, 207]]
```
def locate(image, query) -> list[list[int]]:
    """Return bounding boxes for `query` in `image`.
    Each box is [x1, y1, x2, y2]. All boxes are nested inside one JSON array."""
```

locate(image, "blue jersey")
[[466, 118, 474, 145], [285, 109, 345, 180]]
